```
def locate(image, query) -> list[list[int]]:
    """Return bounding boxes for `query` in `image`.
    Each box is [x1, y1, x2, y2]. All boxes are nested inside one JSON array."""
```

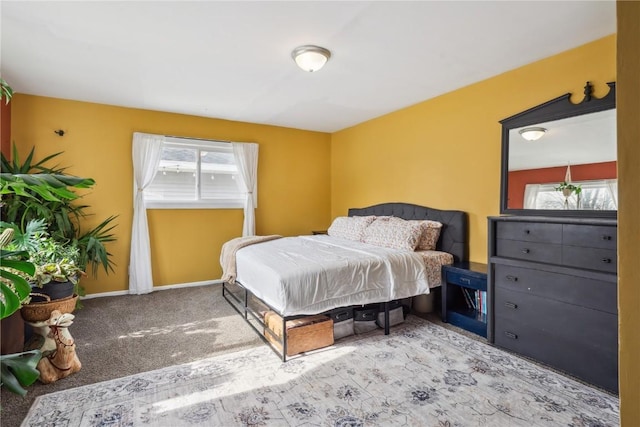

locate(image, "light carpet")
[[21, 317, 618, 426]]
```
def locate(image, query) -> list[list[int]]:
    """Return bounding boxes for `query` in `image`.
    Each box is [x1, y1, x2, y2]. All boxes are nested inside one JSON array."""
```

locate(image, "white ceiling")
[[1, 1, 616, 133], [509, 109, 617, 171]]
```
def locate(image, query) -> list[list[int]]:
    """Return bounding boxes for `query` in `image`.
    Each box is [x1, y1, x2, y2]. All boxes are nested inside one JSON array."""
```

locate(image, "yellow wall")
[[331, 35, 616, 263], [617, 1, 640, 424], [10, 96, 331, 292]]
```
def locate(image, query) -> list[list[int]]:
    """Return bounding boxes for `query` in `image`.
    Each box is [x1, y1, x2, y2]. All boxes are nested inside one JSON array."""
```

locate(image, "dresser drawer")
[[563, 224, 617, 250], [494, 316, 618, 393], [494, 264, 617, 314], [494, 287, 617, 349], [495, 239, 562, 264], [444, 270, 486, 291], [496, 221, 562, 244], [563, 246, 617, 274]]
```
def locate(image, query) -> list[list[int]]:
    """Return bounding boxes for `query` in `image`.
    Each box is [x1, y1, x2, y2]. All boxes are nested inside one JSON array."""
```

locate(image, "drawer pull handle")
[[504, 302, 518, 309], [521, 248, 530, 254], [601, 258, 612, 264], [602, 235, 612, 241], [504, 331, 518, 339], [460, 277, 471, 284], [506, 275, 518, 282], [524, 229, 531, 235]]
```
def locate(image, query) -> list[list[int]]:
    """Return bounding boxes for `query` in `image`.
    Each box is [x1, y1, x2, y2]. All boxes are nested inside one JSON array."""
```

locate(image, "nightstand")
[[441, 262, 488, 338]]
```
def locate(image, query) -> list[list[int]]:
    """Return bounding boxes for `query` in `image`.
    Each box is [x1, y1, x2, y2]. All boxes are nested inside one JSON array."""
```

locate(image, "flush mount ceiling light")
[[291, 45, 331, 72], [519, 127, 547, 141]]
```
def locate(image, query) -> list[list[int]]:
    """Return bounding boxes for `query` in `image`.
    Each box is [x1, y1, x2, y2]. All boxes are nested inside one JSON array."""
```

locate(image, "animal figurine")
[[36, 310, 82, 384], [26, 318, 59, 354]]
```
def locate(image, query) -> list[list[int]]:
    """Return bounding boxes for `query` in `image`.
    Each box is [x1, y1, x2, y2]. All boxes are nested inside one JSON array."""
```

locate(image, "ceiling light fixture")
[[291, 45, 331, 72], [519, 127, 547, 141]]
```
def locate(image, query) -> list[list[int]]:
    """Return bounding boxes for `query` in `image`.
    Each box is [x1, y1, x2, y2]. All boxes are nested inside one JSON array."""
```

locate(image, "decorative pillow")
[[362, 217, 423, 251], [327, 216, 376, 241], [415, 220, 443, 251], [375, 217, 443, 251]]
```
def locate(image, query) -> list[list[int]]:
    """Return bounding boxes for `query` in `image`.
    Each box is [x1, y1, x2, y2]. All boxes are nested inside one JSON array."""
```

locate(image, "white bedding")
[[235, 235, 435, 316]]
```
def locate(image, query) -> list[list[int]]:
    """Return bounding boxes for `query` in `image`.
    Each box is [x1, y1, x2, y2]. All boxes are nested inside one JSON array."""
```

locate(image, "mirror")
[[500, 82, 616, 217]]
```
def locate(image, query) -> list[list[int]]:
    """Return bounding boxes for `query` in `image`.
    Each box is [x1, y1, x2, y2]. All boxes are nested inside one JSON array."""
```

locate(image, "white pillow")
[[327, 216, 376, 241], [362, 217, 423, 251]]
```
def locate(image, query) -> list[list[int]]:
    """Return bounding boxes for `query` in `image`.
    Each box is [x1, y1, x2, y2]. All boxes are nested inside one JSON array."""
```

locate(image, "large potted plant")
[[0, 229, 42, 396], [0, 78, 41, 396], [1, 147, 118, 286]]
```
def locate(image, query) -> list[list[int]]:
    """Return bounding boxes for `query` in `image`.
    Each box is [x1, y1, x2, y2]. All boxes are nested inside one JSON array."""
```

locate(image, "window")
[[524, 179, 617, 210], [144, 137, 245, 209]]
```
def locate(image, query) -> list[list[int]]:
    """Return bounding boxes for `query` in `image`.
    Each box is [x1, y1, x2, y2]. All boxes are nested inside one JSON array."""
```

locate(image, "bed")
[[222, 202, 468, 360]]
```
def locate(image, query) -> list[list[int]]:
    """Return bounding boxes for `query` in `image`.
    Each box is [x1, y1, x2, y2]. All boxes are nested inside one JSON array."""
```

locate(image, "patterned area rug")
[[22, 317, 618, 426]]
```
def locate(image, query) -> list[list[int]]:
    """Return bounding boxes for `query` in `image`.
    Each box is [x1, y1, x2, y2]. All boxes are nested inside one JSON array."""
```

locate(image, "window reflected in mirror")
[[523, 180, 617, 210]]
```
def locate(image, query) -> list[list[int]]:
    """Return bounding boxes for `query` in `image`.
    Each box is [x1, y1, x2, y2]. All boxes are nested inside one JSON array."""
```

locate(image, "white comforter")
[[235, 235, 431, 316]]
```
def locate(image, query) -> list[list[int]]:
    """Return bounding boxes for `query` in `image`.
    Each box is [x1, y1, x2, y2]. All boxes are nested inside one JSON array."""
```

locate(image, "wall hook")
[[54, 129, 65, 136]]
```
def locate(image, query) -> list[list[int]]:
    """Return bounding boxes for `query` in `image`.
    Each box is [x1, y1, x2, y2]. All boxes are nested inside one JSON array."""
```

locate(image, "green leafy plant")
[[2, 218, 87, 301], [0, 146, 118, 281], [1, 77, 13, 105], [0, 350, 41, 396], [7, 222, 84, 284], [554, 181, 582, 196], [33, 261, 84, 287], [0, 230, 43, 396], [0, 81, 43, 396], [0, 249, 34, 319]]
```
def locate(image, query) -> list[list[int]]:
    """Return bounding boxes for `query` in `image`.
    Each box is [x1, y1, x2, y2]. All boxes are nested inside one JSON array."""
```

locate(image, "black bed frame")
[[222, 202, 468, 361]]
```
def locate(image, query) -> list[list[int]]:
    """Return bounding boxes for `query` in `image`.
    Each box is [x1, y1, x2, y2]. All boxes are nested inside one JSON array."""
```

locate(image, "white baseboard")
[[81, 279, 224, 300]]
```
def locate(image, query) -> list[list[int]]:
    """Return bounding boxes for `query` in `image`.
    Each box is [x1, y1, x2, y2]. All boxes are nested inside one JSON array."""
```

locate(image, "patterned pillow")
[[415, 220, 443, 251], [327, 216, 376, 241], [362, 217, 423, 251], [374, 217, 443, 251]]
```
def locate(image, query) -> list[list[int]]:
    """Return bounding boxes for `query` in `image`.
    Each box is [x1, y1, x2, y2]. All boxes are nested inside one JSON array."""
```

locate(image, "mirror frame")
[[499, 81, 616, 218]]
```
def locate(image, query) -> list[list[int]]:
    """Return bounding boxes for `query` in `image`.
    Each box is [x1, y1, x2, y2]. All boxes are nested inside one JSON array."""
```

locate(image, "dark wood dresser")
[[488, 216, 618, 393]]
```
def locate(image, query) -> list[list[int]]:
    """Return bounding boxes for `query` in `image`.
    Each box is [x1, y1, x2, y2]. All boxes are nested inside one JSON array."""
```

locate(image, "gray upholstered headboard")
[[348, 202, 468, 262]]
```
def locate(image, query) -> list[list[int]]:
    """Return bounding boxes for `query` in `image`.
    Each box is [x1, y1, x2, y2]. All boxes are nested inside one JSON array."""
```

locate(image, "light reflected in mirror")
[[507, 109, 617, 211]]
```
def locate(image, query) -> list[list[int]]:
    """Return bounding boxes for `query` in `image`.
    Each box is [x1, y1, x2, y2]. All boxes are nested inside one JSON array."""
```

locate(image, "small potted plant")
[[0, 220, 85, 301], [31, 259, 85, 301], [29, 237, 85, 301], [555, 181, 582, 209], [555, 181, 582, 198]]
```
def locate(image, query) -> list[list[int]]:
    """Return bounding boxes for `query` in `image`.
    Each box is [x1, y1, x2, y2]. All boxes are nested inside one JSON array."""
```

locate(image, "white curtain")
[[129, 132, 165, 294], [231, 142, 259, 236], [605, 179, 618, 209], [523, 184, 541, 209]]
